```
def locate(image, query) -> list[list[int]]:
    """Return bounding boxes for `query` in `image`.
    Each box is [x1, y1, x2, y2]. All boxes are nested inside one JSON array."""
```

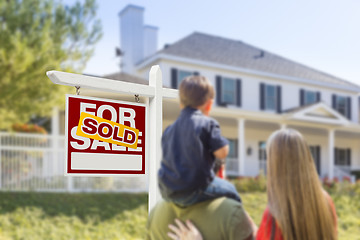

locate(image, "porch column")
[[238, 118, 245, 176], [328, 129, 335, 180]]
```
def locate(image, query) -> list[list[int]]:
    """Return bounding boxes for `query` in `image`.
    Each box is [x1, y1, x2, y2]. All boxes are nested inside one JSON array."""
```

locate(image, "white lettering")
[[80, 103, 96, 116], [119, 108, 136, 128], [97, 105, 117, 122], [91, 140, 111, 150], [70, 127, 90, 150], [112, 143, 126, 151]]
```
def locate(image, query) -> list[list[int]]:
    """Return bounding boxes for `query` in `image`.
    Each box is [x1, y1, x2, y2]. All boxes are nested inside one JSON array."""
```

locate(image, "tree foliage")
[[0, 0, 102, 130]]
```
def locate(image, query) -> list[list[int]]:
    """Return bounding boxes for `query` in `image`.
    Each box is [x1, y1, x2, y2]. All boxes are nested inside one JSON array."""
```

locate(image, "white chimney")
[[144, 25, 158, 59], [119, 5, 144, 73]]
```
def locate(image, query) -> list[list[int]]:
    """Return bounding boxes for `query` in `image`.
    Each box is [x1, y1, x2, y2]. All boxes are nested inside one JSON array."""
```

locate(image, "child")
[[158, 75, 241, 207]]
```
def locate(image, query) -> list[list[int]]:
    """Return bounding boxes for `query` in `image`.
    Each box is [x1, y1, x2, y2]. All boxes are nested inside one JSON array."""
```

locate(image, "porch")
[[164, 100, 360, 181]]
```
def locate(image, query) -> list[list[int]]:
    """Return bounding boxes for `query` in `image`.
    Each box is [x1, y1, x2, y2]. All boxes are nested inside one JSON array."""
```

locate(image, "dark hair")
[[179, 75, 215, 108]]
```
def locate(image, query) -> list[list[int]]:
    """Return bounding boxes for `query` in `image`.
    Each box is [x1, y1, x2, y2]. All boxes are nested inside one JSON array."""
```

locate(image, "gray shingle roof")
[[159, 32, 359, 90]]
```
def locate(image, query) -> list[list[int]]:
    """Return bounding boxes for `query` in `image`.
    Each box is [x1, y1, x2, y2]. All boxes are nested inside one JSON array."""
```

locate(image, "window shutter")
[[171, 68, 178, 89], [300, 89, 305, 106], [193, 71, 199, 76], [316, 146, 321, 174], [347, 148, 351, 166], [316, 92, 321, 102], [347, 97, 352, 120], [334, 148, 338, 165], [260, 83, 265, 110], [236, 79, 242, 107], [216, 76, 222, 106], [332, 94, 337, 109], [276, 85, 282, 113]]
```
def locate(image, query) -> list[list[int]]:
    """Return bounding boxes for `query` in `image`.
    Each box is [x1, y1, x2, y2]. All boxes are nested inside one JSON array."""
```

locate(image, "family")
[[147, 75, 338, 240]]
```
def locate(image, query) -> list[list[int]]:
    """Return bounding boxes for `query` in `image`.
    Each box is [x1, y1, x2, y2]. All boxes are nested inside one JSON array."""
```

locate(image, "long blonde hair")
[[266, 129, 336, 240]]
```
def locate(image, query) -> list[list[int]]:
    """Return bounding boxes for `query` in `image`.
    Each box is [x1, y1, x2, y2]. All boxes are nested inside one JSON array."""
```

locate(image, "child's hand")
[[168, 219, 203, 240]]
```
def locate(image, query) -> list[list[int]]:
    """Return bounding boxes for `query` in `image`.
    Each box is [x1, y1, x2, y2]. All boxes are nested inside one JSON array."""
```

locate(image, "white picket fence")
[[0, 132, 147, 192]]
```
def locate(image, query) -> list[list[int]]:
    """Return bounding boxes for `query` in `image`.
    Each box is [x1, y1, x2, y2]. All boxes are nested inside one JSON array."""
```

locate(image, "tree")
[[0, 0, 102, 130]]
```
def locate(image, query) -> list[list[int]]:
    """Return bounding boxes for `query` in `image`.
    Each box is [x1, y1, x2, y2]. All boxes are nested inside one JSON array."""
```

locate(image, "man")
[[147, 197, 255, 240]]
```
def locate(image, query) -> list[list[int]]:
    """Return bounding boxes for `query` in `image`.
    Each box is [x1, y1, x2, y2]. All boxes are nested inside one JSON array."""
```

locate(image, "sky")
[[76, 0, 360, 86]]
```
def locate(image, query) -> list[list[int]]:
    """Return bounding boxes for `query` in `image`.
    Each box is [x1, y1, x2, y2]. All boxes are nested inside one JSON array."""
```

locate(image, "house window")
[[334, 96, 347, 117], [265, 84, 277, 110], [216, 76, 241, 107], [177, 70, 193, 86], [228, 139, 237, 158], [225, 139, 238, 176], [335, 148, 350, 166], [171, 68, 198, 89], [221, 77, 237, 105], [304, 91, 317, 105], [259, 141, 267, 174]]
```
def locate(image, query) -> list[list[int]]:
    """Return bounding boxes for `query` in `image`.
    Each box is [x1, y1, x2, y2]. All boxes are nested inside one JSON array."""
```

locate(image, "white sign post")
[[47, 65, 178, 211]]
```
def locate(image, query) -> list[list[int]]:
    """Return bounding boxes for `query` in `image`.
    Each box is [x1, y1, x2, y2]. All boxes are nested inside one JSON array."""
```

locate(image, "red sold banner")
[[65, 95, 146, 175]]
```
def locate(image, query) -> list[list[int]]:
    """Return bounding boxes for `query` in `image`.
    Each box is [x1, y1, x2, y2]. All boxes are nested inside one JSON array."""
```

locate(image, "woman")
[[168, 128, 337, 240]]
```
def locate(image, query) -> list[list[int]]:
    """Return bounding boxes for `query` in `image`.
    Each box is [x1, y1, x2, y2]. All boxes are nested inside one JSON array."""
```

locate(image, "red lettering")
[[98, 122, 113, 138], [82, 118, 97, 135], [123, 129, 136, 144], [112, 126, 123, 142]]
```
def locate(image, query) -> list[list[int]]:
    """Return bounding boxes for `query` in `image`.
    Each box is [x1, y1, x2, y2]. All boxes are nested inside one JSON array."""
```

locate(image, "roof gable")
[[284, 102, 349, 125]]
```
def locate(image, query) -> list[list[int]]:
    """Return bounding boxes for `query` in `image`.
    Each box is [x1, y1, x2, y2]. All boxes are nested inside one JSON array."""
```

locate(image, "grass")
[[0, 190, 358, 239]]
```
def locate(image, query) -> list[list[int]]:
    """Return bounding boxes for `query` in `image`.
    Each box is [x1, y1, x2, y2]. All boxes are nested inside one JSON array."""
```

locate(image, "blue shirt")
[[158, 107, 229, 198]]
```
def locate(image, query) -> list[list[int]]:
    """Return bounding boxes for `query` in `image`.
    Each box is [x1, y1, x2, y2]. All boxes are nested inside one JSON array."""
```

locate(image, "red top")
[[256, 193, 337, 240]]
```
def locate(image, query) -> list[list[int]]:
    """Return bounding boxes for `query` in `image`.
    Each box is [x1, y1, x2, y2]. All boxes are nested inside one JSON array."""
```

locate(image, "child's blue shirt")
[[158, 106, 228, 199]]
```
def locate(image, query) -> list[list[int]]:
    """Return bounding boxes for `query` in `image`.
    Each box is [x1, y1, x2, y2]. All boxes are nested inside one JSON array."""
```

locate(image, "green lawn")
[[0, 190, 358, 239]]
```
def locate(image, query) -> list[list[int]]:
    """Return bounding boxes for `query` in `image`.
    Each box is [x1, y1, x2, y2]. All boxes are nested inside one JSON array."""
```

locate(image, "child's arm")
[[213, 144, 229, 160]]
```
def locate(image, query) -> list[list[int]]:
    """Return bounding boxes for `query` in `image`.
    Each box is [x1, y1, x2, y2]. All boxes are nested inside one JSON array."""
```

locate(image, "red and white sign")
[[65, 95, 146, 175]]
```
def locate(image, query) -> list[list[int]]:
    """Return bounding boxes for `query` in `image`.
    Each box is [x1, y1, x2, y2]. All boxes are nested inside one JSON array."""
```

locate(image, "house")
[[106, 5, 360, 181]]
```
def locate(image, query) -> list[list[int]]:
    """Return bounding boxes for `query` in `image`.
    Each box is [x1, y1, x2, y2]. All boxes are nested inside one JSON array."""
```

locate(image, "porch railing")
[[334, 165, 356, 183], [0, 132, 147, 192]]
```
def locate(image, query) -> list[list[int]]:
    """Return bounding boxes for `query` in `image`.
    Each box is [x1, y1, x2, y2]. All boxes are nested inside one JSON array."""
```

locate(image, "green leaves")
[[0, 0, 102, 130]]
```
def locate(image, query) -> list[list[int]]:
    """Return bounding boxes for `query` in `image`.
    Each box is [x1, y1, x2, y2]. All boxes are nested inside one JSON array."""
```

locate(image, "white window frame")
[[335, 148, 350, 166], [304, 90, 317, 105], [221, 77, 237, 105], [335, 96, 348, 117], [264, 84, 277, 111], [177, 70, 193, 86]]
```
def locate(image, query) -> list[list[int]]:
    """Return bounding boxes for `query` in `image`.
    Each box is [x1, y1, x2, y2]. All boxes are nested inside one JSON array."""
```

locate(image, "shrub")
[[12, 123, 47, 134], [229, 173, 266, 193]]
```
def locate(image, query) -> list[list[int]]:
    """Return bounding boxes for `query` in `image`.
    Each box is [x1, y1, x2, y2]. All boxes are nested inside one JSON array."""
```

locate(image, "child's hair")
[[179, 75, 215, 108]]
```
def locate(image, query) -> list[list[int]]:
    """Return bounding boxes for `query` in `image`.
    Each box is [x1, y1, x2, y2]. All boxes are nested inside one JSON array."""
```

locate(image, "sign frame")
[[47, 66, 177, 211]]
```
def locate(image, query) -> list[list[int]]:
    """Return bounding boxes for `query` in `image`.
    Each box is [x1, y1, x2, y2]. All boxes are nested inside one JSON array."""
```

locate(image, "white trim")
[[136, 53, 360, 93]]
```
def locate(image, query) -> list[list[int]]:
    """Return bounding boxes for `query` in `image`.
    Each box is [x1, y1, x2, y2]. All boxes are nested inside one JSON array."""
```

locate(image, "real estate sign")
[[65, 95, 146, 175]]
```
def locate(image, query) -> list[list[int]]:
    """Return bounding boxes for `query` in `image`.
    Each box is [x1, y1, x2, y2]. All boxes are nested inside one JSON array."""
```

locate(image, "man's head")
[[179, 75, 215, 115]]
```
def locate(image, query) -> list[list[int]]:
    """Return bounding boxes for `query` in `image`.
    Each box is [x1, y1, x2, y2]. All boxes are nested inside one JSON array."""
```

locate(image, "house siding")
[[138, 60, 359, 123]]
